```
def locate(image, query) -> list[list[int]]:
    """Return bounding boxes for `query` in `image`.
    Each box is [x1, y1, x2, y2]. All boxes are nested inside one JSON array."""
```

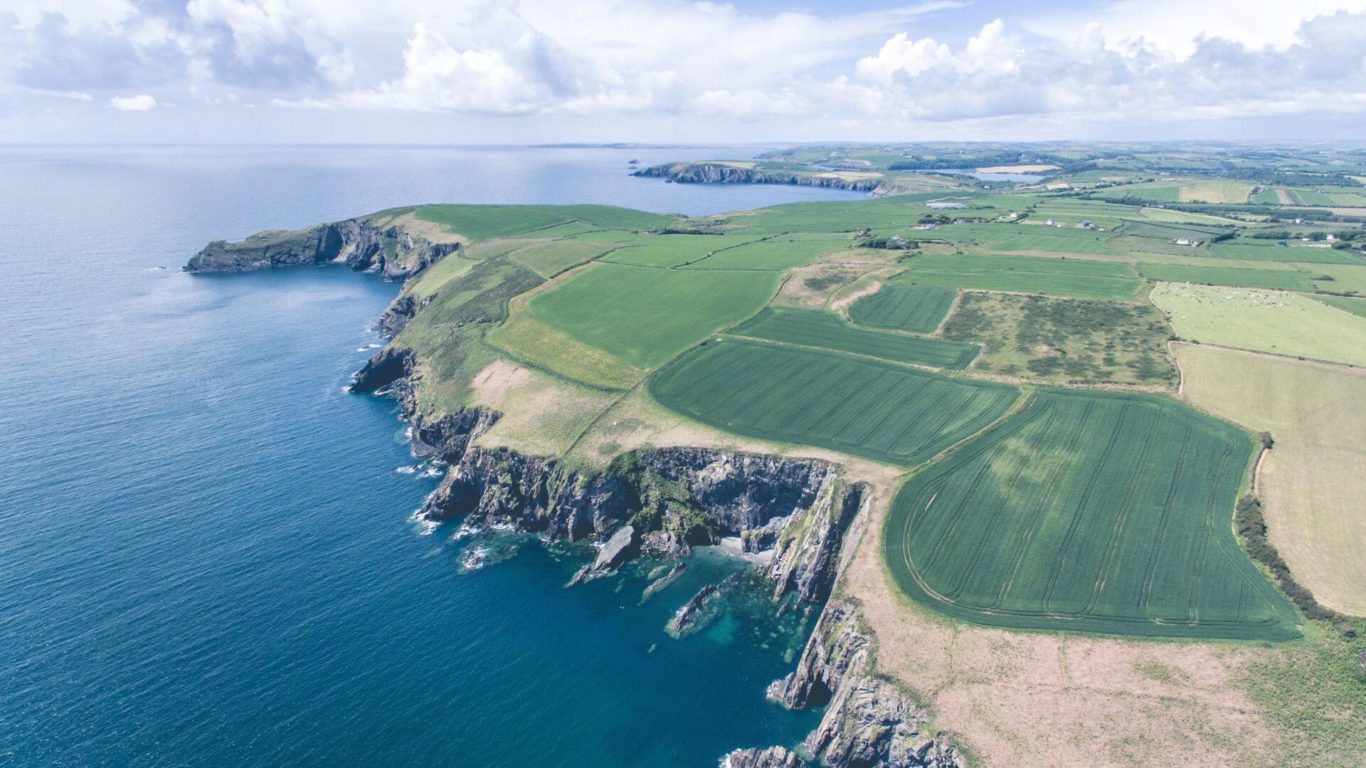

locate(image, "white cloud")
[[3, 1, 1366, 139], [109, 93, 157, 111]]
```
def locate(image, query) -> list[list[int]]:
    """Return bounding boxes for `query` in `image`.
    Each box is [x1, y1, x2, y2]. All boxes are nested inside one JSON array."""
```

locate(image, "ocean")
[[0, 146, 863, 766]]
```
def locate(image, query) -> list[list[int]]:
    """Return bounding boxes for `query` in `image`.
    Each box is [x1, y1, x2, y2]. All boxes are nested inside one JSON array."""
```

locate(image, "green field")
[[728, 308, 978, 369], [527, 263, 777, 368], [602, 234, 760, 268], [1137, 263, 1315, 291], [1208, 241, 1362, 265], [414, 204, 677, 241], [885, 389, 1302, 640], [1152, 283, 1366, 367], [848, 282, 957, 333], [683, 237, 843, 270], [893, 252, 1143, 300], [509, 239, 617, 278], [649, 338, 1019, 465]]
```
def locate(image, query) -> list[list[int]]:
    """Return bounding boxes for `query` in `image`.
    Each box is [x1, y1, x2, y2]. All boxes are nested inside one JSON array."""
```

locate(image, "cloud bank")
[[2, 0, 1365, 141]]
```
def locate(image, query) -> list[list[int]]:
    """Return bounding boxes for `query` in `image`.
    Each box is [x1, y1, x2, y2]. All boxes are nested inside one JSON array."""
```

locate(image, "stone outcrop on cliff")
[[762, 600, 964, 768], [186, 217, 457, 279], [632, 162, 884, 193], [721, 746, 804, 768]]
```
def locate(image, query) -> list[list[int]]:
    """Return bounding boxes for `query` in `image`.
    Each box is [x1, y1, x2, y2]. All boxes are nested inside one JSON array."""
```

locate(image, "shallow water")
[[0, 146, 857, 766]]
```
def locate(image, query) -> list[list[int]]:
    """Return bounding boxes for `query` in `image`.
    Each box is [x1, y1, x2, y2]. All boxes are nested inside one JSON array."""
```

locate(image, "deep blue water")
[[0, 146, 862, 766]]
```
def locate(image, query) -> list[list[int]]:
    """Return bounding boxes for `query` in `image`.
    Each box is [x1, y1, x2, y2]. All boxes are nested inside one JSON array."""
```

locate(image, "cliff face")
[[761, 600, 964, 768], [633, 162, 884, 193], [186, 217, 458, 280], [348, 336, 957, 767]]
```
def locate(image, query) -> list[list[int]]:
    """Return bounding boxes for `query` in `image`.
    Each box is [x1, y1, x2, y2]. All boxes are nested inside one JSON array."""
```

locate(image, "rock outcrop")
[[633, 162, 884, 193], [721, 746, 805, 768], [186, 217, 458, 279], [766, 601, 963, 768], [768, 480, 866, 604], [349, 346, 414, 393], [420, 432, 837, 565]]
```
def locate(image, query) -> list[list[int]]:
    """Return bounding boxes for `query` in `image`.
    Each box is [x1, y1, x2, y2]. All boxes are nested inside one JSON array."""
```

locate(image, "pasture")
[[527, 263, 777, 368], [1176, 344, 1366, 616], [683, 237, 844, 270], [847, 282, 957, 333], [414, 204, 675, 241], [885, 388, 1302, 640], [1152, 283, 1366, 367], [728, 308, 978, 369], [896, 252, 1144, 300], [1136, 263, 1314, 291], [601, 233, 759, 268], [648, 338, 1019, 465]]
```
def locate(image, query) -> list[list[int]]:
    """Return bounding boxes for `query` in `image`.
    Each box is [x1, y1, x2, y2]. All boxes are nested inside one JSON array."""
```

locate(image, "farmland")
[[526, 263, 777, 369], [885, 388, 1301, 640], [728, 307, 978, 369], [1136, 263, 1315, 291], [648, 338, 1019, 465], [1152, 283, 1366, 366], [1176, 344, 1366, 615], [847, 282, 957, 333], [941, 292, 1177, 386]]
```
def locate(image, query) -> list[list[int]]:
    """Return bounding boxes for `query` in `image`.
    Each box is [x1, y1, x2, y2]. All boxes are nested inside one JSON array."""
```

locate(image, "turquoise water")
[[0, 147, 859, 766]]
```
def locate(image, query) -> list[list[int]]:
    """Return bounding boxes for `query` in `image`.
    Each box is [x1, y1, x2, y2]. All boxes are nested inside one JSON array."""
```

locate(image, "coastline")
[[186, 220, 963, 767]]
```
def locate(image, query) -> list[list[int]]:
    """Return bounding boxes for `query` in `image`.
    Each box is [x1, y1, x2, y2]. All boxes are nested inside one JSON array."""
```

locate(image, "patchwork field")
[[648, 338, 1019, 465], [942, 292, 1178, 386], [1152, 283, 1366, 366], [683, 237, 844, 270], [729, 307, 978, 369], [1176, 344, 1366, 615], [885, 389, 1302, 640], [526, 263, 777, 369], [847, 282, 957, 333]]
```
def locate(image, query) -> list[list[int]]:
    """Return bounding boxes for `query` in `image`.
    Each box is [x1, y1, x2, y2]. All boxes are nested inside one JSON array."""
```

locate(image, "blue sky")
[[3, 0, 1366, 143]]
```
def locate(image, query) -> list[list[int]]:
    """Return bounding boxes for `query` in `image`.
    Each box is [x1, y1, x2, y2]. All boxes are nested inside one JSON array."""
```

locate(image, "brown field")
[[1175, 343, 1366, 615], [840, 484, 1285, 768]]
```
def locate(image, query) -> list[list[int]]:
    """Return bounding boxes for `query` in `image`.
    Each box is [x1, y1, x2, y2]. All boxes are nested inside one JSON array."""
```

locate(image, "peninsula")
[[189, 144, 1366, 768]]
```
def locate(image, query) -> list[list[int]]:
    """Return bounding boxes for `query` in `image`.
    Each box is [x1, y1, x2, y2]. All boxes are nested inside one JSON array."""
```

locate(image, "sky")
[[2, 0, 1366, 144]]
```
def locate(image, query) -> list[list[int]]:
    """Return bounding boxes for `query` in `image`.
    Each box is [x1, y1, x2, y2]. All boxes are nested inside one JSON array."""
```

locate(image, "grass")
[[941, 292, 1178, 386], [1152, 283, 1366, 366], [897, 269, 1143, 301], [415, 204, 676, 241], [683, 237, 844, 270], [648, 337, 1019, 465], [1176, 344, 1366, 615], [891, 252, 1144, 300], [508, 239, 617, 278], [885, 388, 1302, 640], [1313, 294, 1366, 318], [847, 282, 957, 333], [728, 307, 979, 369], [527, 263, 777, 369], [1239, 619, 1366, 767], [1137, 263, 1315, 291], [1208, 241, 1362, 265], [602, 234, 759, 268]]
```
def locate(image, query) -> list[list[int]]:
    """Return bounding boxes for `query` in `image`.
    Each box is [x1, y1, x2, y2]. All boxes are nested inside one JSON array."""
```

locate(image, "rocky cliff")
[[633, 162, 885, 193], [186, 217, 458, 280], [751, 600, 964, 768]]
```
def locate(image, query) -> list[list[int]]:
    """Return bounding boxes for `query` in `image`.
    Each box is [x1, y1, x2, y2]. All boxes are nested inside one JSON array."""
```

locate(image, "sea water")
[[0, 146, 860, 766]]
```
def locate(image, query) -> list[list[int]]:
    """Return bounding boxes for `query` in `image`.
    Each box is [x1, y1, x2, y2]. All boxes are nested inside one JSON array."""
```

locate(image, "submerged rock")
[[641, 562, 687, 603], [665, 582, 723, 639]]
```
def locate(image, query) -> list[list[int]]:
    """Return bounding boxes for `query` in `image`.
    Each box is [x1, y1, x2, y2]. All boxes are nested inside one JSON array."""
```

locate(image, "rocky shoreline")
[[189, 220, 960, 767], [632, 162, 887, 194]]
